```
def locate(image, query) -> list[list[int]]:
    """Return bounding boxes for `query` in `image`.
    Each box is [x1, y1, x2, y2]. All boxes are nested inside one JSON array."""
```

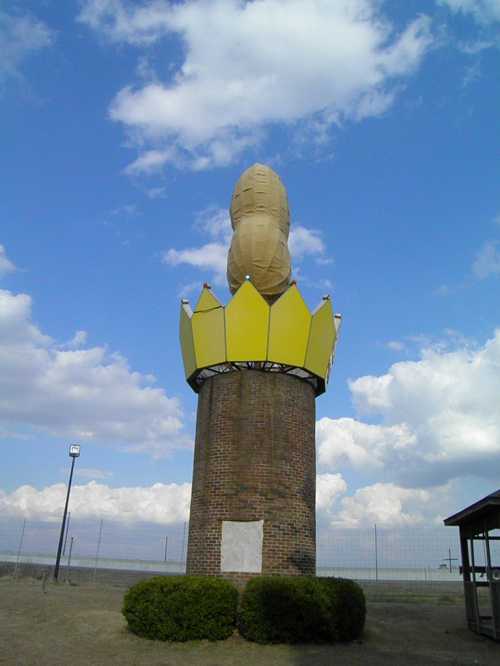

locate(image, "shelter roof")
[[444, 489, 500, 527]]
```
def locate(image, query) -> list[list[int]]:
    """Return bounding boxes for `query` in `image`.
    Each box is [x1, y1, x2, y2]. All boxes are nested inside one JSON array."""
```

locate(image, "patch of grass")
[[366, 592, 463, 605]]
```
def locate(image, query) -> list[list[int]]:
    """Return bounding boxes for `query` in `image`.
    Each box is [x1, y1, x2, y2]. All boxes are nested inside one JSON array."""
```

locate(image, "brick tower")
[[180, 164, 340, 580]]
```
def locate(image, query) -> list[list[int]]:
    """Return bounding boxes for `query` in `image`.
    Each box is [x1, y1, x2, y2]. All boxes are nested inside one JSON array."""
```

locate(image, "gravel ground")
[[1, 576, 499, 666]]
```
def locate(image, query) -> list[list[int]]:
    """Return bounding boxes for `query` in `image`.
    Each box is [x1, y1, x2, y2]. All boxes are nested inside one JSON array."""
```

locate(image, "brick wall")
[[186, 369, 316, 578]]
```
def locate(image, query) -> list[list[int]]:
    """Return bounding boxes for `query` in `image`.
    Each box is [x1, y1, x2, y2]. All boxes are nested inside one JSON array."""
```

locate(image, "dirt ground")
[[1, 576, 499, 666]]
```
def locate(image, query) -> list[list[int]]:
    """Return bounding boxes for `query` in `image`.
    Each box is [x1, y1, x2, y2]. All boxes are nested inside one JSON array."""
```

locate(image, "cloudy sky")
[[1, 0, 499, 552]]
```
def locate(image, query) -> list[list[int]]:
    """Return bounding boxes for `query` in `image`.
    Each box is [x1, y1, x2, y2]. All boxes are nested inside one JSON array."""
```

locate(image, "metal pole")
[[459, 529, 471, 628], [14, 519, 26, 579], [470, 537, 481, 631], [93, 519, 103, 583], [470, 539, 477, 583], [374, 524, 379, 582], [181, 521, 187, 564], [484, 526, 493, 575], [442, 547, 457, 573], [164, 535, 168, 562], [483, 524, 498, 639], [460, 529, 470, 582], [54, 455, 76, 581], [62, 511, 71, 557], [66, 536, 75, 583]]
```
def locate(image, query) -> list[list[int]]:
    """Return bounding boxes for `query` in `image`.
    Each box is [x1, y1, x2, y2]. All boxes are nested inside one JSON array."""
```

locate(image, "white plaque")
[[221, 520, 263, 573]]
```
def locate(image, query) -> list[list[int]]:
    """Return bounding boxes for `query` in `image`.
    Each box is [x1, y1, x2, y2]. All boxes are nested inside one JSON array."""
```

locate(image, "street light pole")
[[62, 511, 71, 557], [54, 444, 80, 581]]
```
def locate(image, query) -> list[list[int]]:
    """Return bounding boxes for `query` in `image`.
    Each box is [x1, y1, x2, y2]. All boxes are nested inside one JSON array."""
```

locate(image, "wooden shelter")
[[444, 490, 500, 640]]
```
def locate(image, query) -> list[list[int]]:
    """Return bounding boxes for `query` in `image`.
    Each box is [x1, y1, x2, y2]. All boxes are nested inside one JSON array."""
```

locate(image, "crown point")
[[322, 294, 330, 300], [203, 282, 212, 290], [290, 279, 297, 286], [181, 298, 189, 304], [245, 275, 251, 281]]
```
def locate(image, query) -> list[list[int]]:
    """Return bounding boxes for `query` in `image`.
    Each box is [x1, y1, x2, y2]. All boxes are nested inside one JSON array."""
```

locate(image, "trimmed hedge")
[[317, 577, 366, 641], [238, 576, 365, 644], [238, 576, 332, 644], [122, 576, 238, 641]]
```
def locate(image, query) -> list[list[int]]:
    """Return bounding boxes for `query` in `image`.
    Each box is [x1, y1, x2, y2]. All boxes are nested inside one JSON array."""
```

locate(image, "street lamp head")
[[69, 444, 81, 458]]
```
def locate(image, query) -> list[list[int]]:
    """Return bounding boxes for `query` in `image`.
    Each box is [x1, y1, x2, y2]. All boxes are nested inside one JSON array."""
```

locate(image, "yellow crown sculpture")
[[180, 279, 341, 396], [179, 163, 341, 397]]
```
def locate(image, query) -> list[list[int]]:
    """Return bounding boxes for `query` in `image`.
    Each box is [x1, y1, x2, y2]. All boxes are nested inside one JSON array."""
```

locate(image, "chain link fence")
[[0, 518, 188, 585], [1, 518, 483, 593]]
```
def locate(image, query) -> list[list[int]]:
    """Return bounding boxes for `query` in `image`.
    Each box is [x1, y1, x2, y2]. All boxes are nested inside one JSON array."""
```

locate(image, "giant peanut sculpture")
[[227, 164, 291, 299], [179, 164, 341, 581]]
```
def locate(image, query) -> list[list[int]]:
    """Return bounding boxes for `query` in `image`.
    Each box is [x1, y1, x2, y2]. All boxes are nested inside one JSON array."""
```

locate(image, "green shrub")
[[238, 576, 334, 644], [238, 576, 366, 644], [122, 575, 238, 641], [317, 577, 366, 641]]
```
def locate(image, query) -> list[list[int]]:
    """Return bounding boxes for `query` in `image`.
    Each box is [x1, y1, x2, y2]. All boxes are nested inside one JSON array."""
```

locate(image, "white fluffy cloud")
[[330, 482, 449, 528], [164, 242, 228, 285], [61, 330, 88, 350], [0, 245, 16, 276], [317, 418, 417, 471], [0, 481, 191, 524], [289, 227, 326, 262], [316, 473, 347, 512], [163, 207, 230, 285], [80, 0, 432, 170], [75, 467, 112, 480], [79, 0, 173, 45], [473, 240, 500, 278], [124, 147, 176, 176], [0, 471, 454, 528], [316, 472, 455, 529], [439, 0, 500, 24], [318, 330, 500, 487], [0, 286, 189, 456], [0, 10, 52, 83], [386, 340, 406, 352], [195, 207, 231, 240]]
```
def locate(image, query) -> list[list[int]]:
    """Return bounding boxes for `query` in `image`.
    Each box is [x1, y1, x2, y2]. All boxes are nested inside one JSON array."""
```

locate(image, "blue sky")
[[1, 0, 500, 543]]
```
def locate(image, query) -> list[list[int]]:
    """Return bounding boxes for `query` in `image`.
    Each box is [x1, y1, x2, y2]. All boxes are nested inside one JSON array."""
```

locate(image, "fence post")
[[93, 519, 103, 583], [66, 536, 75, 584], [181, 521, 187, 568], [14, 519, 26, 579]]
